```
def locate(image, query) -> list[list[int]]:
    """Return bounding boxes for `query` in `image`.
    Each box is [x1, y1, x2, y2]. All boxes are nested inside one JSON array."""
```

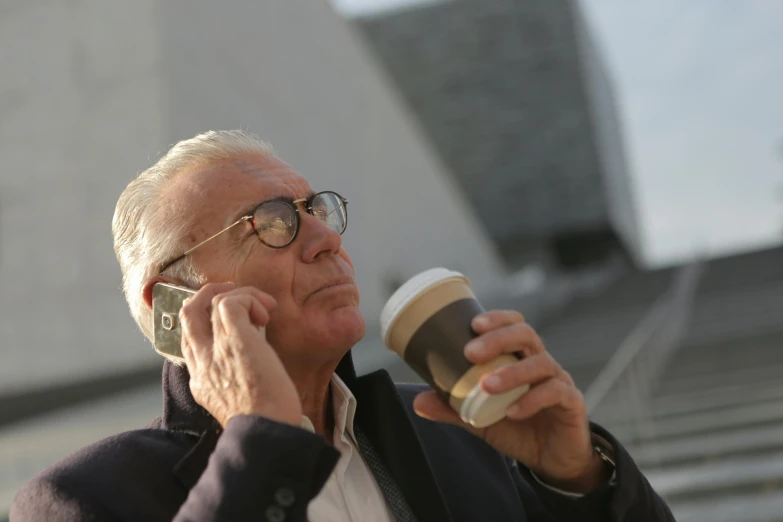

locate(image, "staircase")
[[585, 246, 783, 522]]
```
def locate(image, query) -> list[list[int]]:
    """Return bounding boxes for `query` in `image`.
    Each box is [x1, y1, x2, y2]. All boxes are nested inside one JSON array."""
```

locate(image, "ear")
[[141, 275, 183, 311]]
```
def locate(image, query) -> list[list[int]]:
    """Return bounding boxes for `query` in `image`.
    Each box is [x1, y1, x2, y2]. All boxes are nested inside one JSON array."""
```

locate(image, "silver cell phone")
[[152, 282, 197, 361]]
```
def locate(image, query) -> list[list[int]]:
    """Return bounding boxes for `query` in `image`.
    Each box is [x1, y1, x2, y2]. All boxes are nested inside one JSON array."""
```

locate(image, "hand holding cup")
[[383, 269, 609, 493]]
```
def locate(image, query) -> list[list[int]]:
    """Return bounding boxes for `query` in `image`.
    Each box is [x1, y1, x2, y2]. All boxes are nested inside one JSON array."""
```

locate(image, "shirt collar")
[[300, 373, 358, 444]]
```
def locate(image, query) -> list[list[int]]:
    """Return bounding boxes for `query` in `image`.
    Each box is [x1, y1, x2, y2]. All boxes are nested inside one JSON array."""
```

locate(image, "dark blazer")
[[11, 355, 674, 521]]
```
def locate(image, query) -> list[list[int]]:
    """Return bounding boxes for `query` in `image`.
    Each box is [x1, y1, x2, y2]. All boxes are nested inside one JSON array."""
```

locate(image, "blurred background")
[[1, 0, 782, 520]]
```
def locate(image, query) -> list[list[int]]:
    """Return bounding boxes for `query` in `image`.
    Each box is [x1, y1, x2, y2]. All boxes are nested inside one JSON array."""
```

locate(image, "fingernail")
[[506, 404, 521, 418], [473, 316, 489, 329], [482, 374, 502, 391], [414, 409, 435, 421], [465, 340, 483, 356]]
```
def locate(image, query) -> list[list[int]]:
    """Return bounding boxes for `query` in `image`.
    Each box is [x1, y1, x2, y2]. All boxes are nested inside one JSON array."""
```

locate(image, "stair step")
[[594, 381, 783, 423], [672, 490, 783, 522], [647, 451, 783, 504], [630, 423, 783, 468], [656, 364, 783, 396], [609, 400, 783, 444], [666, 341, 783, 382], [685, 284, 783, 344]]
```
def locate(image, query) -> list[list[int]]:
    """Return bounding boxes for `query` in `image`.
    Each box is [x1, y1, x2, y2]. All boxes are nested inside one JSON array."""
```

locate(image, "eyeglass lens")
[[253, 192, 347, 248]]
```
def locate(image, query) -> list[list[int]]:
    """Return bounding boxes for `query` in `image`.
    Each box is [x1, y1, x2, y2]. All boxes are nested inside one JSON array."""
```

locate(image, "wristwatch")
[[591, 433, 616, 474]]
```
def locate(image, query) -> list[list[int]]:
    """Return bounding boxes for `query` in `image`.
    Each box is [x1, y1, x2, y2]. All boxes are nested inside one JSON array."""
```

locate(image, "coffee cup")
[[380, 268, 529, 428]]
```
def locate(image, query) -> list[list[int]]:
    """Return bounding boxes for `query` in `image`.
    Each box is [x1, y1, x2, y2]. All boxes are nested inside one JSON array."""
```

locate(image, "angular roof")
[[358, 0, 623, 256]]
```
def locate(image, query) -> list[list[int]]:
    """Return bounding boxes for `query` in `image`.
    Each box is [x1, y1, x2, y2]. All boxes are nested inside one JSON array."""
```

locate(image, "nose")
[[299, 211, 343, 262]]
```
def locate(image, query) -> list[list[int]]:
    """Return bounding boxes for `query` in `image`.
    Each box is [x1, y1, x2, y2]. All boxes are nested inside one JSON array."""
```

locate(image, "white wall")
[[0, 0, 164, 393], [0, 0, 506, 393]]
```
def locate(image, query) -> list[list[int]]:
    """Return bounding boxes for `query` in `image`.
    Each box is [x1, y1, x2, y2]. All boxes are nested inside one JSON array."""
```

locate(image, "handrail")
[[585, 261, 703, 417]]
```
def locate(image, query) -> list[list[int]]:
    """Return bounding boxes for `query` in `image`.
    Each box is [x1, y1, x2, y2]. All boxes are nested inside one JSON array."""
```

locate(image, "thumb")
[[414, 391, 481, 435]]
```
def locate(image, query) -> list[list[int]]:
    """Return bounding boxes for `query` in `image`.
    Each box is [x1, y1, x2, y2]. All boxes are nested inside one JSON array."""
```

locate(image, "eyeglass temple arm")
[[160, 216, 251, 273], [182, 216, 251, 257]]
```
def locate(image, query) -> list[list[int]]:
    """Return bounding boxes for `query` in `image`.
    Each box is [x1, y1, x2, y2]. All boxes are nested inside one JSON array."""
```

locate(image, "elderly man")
[[12, 130, 673, 521]]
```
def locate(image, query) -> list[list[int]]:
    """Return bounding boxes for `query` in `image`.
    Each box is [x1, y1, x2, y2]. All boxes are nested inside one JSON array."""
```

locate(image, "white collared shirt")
[[301, 374, 610, 519], [302, 374, 394, 522]]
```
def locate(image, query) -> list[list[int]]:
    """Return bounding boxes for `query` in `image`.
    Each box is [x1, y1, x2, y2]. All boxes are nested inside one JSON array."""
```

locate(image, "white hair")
[[112, 130, 276, 342]]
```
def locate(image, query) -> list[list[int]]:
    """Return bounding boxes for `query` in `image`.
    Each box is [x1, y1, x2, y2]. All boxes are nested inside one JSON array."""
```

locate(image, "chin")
[[323, 306, 366, 350], [335, 306, 366, 342]]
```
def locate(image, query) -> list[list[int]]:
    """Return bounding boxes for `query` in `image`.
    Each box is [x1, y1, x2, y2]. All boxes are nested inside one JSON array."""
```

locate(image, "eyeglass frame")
[[158, 190, 348, 274]]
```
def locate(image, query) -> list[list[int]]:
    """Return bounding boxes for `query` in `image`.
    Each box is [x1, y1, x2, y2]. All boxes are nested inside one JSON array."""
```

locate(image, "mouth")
[[308, 278, 355, 300]]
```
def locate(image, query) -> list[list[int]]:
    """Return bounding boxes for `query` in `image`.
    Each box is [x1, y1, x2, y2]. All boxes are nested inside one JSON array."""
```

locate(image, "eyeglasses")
[[159, 191, 348, 274]]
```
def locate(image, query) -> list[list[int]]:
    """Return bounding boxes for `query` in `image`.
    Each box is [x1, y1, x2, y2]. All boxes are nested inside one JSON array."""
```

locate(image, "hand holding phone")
[[172, 283, 302, 428]]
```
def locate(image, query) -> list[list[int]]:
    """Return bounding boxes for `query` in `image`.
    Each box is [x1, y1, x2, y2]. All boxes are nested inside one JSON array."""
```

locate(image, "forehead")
[[163, 154, 313, 224]]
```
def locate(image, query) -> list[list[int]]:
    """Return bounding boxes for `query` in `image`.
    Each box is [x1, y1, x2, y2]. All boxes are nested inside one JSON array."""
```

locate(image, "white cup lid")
[[460, 383, 530, 428], [379, 268, 468, 347]]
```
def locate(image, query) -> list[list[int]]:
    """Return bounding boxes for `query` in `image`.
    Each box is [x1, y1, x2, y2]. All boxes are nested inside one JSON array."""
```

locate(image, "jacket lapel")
[[161, 361, 221, 435], [160, 361, 222, 490], [351, 369, 453, 522]]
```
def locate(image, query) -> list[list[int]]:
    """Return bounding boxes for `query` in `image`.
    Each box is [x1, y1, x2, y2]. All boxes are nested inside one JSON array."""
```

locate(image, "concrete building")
[[0, 0, 507, 395], [358, 0, 642, 269]]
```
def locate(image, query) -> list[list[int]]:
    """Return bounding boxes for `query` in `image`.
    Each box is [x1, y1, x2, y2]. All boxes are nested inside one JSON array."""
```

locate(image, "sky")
[[331, 0, 783, 266]]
